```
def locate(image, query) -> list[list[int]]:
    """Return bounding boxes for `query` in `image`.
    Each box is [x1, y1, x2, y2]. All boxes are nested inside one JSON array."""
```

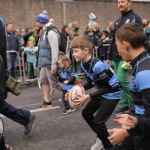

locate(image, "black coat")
[[0, 18, 7, 101], [107, 9, 142, 61]]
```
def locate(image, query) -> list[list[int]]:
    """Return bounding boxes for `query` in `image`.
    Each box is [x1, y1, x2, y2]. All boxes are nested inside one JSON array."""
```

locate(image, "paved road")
[[2, 80, 120, 150]]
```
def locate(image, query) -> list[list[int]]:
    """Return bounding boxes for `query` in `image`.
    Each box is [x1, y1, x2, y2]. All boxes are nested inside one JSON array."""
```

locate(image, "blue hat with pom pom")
[[36, 10, 49, 24]]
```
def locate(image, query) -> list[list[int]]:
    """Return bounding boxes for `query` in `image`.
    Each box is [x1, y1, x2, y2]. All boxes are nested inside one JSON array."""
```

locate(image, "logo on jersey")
[[125, 19, 130, 24], [98, 72, 107, 79]]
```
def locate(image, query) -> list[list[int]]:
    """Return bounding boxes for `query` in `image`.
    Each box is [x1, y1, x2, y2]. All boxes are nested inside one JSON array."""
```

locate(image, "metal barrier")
[[6, 50, 23, 84], [96, 44, 110, 60], [6, 44, 110, 85], [21, 51, 37, 84]]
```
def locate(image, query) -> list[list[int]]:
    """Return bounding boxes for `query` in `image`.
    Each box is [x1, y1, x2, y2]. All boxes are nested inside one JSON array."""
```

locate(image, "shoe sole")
[[91, 147, 104, 150], [62, 110, 71, 115], [71, 109, 77, 112], [91, 143, 104, 150], [62, 113, 69, 115]]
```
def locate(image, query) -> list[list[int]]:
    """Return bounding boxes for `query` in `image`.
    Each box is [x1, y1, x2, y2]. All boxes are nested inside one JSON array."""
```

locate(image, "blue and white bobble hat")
[[36, 10, 49, 24]]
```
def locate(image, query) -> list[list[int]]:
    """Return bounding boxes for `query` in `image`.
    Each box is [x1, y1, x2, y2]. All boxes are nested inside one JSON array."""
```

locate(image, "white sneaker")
[[62, 109, 71, 115], [91, 138, 104, 150]]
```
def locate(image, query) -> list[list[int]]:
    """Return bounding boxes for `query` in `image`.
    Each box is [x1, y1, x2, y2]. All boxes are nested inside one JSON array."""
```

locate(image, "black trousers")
[[62, 90, 70, 110], [82, 96, 119, 149], [0, 137, 6, 150]]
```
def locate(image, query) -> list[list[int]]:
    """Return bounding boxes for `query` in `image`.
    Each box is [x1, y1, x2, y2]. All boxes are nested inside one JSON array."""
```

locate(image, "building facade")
[[0, 0, 150, 30]]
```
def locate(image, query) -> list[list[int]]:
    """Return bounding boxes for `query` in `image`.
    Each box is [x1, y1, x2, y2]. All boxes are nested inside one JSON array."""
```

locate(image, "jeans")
[[27, 62, 37, 79], [82, 96, 119, 149], [0, 101, 30, 126], [7, 53, 18, 78]]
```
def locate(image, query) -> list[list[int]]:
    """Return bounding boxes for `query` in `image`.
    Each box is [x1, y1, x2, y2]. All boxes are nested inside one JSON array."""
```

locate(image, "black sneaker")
[[62, 109, 71, 115], [39, 102, 53, 108], [24, 112, 36, 136], [113, 106, 129, 115]]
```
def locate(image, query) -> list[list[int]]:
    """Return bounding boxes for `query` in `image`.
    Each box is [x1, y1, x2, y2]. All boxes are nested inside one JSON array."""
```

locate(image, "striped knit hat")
[[36, 10, 49, 24]]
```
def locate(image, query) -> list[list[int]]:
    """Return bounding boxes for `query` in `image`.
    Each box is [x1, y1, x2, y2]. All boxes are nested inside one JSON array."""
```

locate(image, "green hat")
[[28, 36, 36, 42]]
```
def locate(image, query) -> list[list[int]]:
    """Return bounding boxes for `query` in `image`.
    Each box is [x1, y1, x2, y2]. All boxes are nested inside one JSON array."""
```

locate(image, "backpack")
[[45, 24, 68, 54]]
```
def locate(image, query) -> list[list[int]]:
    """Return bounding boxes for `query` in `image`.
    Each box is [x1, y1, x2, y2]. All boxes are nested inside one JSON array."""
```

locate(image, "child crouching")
[[58, 55, 78, 115]]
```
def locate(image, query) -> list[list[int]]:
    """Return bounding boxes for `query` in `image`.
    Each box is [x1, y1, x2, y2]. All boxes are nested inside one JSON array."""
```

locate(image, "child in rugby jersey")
[[58, 55, 79, 115], [69, 35, 122, 150]]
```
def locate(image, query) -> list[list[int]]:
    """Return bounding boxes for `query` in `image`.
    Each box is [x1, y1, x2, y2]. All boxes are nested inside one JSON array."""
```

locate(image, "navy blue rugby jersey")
[[59, 68, 76, 91], [130, 50, 150, 116], [81, 58, 122, 100]]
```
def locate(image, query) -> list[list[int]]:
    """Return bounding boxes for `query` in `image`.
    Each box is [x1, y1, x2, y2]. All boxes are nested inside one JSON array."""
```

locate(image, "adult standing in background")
[[107, 0, 142, 115], [60, 25, 71, 56], [50, 18, 55, 24], [68, 22, 82, 73], [36, 10, 61, 108], [0, 16, 35, 139], [104, 21, 114, 39], [6, 23, 19, 78], [68, 21, 82, 40]]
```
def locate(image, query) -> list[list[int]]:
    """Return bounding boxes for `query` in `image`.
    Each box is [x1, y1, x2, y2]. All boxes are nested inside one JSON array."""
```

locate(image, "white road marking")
[[30, 106, 60, 113], [17, 103, 42, 108]]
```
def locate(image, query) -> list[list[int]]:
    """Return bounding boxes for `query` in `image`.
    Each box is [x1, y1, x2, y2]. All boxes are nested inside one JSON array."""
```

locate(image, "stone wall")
[[0, 0, 150, 31]]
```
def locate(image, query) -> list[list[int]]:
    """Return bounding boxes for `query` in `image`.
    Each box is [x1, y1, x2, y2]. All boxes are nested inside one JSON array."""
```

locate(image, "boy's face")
[[116, 37, 131, 62], [72, 48, 88, 62]]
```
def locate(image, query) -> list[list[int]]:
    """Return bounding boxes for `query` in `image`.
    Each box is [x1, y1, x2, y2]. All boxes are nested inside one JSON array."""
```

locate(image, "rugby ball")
[[69, 85, 85, 108]]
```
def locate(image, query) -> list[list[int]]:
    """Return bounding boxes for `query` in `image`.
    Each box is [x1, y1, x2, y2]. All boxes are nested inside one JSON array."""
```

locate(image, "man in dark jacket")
[[0, 17, 35, 142], [6, 23, 19, 78], [107, 0, 142, 115]]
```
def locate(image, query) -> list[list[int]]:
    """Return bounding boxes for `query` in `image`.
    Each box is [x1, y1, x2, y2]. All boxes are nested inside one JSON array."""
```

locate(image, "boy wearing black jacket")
[[0, 17, 35, 140]]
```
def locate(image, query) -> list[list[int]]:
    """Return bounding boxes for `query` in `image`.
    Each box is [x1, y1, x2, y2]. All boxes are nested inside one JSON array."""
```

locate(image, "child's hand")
[[114, 114, 138, 129], [63, 80, 69, 84], [73, 94, 90, 108], [108, 128, 129, 145], [65, 90, 70, 101], [31, 50, 35, 55]]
